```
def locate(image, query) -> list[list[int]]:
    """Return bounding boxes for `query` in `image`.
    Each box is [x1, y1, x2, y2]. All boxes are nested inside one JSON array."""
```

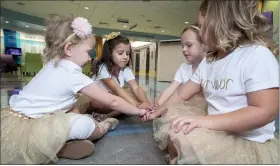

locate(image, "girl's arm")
[[207, 88, 278, 132], [79, 82, 147, 116], [172, 88, 279, 134], [150, 80, 202, 119], [127, 79, 150, 103], [101, 78, 139, 107], [156, 80, 182, 107]]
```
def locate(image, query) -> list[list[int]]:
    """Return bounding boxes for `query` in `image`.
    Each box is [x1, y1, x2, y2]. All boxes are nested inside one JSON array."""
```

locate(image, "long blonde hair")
[[42, 15, 85, 66], [199, 0, 275, 59]]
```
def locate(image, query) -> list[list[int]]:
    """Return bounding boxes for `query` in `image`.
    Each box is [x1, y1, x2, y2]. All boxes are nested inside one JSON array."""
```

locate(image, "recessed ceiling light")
[[5, 21, 9, 23], [84, 7, 89, 10], [185, 21, 189, 24], [44, 28, 46, 31], [161, 30, 165, 32], [124, 25, 127, 27], [26, 25, 29, 27]]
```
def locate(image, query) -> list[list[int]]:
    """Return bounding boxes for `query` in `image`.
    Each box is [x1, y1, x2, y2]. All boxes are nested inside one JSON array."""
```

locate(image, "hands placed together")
[[138, 100, 211, 135], [139, 100, 161, 121]]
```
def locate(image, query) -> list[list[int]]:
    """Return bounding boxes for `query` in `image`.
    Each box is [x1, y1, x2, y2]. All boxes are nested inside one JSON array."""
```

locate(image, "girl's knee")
[[68, 115, 96, 140]]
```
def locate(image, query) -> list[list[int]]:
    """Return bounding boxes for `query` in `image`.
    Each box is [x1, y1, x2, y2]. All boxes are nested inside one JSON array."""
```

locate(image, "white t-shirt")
[[9, 59, 93, 118], [92, 64, 135, 91], [191, 45, 279, 143], [174, 63, 193, 84]]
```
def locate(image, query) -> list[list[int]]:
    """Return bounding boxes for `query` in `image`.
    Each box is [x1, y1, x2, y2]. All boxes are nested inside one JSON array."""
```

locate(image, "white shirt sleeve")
[[191, 58, 205, 84], [173, 65, 184, 83], [123, 67, 135, 82], [98, 65, 111, 79], [69, 70, 94, 93], [243, 46, 279, 93]]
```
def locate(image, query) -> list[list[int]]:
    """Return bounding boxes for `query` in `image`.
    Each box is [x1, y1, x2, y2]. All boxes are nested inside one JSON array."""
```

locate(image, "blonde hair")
[[42, 14, 86, 66], [181, 24, 208, 52], [181, 23, 203, 43], [199, 0, 275, 59]]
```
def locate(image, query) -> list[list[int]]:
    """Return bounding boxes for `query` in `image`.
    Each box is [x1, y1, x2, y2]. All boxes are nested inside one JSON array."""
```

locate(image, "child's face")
[[69, 36, 96, 67], [181, 30, 205, 64], [111, 43, 130, 69]]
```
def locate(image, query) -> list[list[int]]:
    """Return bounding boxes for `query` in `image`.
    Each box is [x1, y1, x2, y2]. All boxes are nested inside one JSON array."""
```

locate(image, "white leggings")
[[67, 114, 95, 140]]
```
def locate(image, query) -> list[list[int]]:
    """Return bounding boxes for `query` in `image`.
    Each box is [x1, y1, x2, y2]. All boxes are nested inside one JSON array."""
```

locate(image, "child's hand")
[[147, 110, 160, 120], [141, 111, 150, 121], [138, 108, 149, 116], [137, 102, 154, 111], [151, 100, 159, 110], [170, 116, 210, 134], [141, 109, 160, 121]]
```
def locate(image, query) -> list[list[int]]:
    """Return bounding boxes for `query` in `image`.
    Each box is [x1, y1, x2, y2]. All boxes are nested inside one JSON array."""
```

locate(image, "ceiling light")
[[124, 25, 127, 27], [161, 30, 165, 32], [26, 25, 29, 27], [185, 21, 189, 24], [85, 7, 89, 10], [44, 28, 46, 31], [5, 21, 9, 23]]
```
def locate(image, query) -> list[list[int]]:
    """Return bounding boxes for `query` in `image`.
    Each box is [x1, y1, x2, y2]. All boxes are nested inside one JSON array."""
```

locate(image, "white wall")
[[157, 41, 185, 82]]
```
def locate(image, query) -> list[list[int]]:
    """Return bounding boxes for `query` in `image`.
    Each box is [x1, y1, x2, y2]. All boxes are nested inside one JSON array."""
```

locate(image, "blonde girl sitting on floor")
[[1, 15, 150, 164]]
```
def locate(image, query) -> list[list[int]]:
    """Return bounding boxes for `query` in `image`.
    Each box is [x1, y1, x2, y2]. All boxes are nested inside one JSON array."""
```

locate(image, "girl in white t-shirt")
[[149, 25, 208, 157], [154, 24, 207, 107], [1, 15, 149, 164], [86, 32, 153, 121], [146, 0, 279, 164]]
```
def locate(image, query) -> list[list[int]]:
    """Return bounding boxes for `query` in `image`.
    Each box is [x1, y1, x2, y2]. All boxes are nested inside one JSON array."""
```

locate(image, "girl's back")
[[10, 59, 92, 118]]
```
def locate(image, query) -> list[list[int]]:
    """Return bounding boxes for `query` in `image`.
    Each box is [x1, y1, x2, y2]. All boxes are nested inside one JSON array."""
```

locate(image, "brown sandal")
[[98, 118, 119, 135], [101, 118, 119, 131], [57, 140, 94, 160]]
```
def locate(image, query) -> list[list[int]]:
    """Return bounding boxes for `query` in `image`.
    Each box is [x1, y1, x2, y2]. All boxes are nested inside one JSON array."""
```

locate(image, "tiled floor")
[[1, 72, 279, 164]]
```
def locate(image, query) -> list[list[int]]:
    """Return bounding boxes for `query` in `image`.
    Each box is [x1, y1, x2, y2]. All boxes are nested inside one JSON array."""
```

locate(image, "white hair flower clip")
[[71, 17, 92, 39]]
